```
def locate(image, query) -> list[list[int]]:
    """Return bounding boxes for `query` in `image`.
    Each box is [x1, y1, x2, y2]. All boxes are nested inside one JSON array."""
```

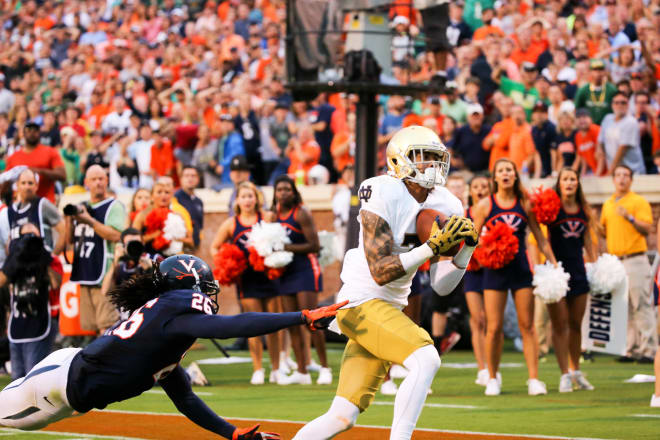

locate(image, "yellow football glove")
[[460, 218, 479, 247], [426, 215, 466, 256]]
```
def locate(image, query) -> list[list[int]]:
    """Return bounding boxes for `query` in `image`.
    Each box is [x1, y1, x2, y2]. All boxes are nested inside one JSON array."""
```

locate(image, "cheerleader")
[[210, 181, 282, 385], [132, 178, 193, 255], [129, 188, 150, 225], [543, 168, 598, 392], [464, 173, 494, 387], [271, 175, 328, 385], [472, 158, 557, 396]]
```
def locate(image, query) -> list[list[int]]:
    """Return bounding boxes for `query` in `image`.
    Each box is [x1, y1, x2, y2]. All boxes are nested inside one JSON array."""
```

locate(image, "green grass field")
[[1, 340, 659, 440]]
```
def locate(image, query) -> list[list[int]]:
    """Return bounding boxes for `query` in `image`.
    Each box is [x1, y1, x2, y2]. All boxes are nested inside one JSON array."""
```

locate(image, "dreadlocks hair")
[[107, 263, 165, 313]]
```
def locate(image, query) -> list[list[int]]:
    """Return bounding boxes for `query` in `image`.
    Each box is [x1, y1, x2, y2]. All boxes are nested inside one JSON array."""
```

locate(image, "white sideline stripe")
[[372, 401, 480, 409], [631, 413, 660, 418], [144, 389, 212, 396], [0, 427, 146, 440], [95, 410, 611, 439]]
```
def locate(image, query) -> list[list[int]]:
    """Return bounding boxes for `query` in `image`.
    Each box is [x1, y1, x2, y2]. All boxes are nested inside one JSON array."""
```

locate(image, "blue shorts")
[[278, 254, 323, 295], [410, 271, 424, 297], [565, 263, 590, 298], [463, 269, 483, 294], [483, 252, 533, 292]]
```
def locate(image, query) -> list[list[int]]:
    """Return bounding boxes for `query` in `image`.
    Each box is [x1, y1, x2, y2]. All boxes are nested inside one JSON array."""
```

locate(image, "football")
[[416, 209, 461, 258]]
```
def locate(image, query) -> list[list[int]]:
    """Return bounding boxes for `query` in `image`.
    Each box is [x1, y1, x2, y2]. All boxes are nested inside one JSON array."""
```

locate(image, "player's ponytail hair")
[[108, 263, 166, 313]]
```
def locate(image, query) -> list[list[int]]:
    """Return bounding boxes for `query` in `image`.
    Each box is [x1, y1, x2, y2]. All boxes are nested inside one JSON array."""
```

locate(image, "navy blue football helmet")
[[157, 254, 220, 313]]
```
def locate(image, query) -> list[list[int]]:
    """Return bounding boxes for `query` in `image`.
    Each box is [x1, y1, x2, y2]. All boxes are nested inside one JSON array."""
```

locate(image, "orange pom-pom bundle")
[[418, 260, 431, 272], [145, 207, 172, 251], [530, 186, 560, 225], [213, 243, 247, 285], [248, 246, 285, 280], [474, 222, 519, 270], [248, 246, 266, 271]]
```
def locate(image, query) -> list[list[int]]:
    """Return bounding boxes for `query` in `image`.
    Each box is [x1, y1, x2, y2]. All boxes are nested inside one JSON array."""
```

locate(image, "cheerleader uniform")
[[276, 205, 323, 295], [232, 213, 278, 299], [547, 206, 590, 297], [463, 206, 484, 294], [482, 195, 533, 291]]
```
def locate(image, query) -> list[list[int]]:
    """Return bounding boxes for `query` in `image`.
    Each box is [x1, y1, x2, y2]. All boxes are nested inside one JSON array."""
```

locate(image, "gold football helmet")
[[386, 125, 450, 188]]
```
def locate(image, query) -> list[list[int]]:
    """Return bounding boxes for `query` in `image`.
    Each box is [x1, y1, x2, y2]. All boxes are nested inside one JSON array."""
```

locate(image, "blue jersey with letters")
[[66, 289, 305, 413], [7, 198, 44, 242], [232, 213, 277, 298], [484, 195, 529, 258]]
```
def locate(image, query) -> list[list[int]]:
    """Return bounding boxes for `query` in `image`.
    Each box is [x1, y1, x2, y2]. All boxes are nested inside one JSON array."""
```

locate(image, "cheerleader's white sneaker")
[[528, 379, 547, 396], [307, 360, 322, 373], [250, 369, 265, 385], [651, 394, 660, 407], [269, 369, 286, 384], [475, 369, 489, 386], [278, 371, 312, 385], [559, 374, 573, 393], [380, 379, 398, 396], [317, 367, 332, 385], [485, 378, 501, 396], [571, 370, 594, 391]]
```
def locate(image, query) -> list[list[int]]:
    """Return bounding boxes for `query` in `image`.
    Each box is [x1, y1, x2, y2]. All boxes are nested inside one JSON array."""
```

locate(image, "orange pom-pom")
[[145, 208, 172, 251], [213, 243, 248, 285], [530, 186, 561, 225], [418, 260, 431, 272], [248, 246, 266, 272], [474, 222, 519, 270], [266, 267, 285, 280], [466, 257, 481, 272]]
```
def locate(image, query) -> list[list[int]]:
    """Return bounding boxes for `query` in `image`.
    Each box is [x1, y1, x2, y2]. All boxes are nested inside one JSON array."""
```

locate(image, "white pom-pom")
[[587, 253, 627, 294], [533, 262, 570, 304], [264, 251, 294, 268], [317, 230, 337, 267], [164, 240, 183, 256], [247, 221, 291, 257], [163, 213, 187, 240]]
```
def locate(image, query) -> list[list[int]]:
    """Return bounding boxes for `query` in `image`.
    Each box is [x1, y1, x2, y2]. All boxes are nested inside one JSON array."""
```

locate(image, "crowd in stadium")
[[0, 0, 659, 436]]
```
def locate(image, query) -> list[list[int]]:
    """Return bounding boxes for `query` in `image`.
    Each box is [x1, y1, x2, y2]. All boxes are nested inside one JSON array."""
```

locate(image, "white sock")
[[390, 345, 441, 440], [292, 396, 359, 440]]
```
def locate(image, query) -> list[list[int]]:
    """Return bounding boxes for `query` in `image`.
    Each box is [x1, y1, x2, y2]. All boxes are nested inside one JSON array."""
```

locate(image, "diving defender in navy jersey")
[[0, 254, 346, 440]]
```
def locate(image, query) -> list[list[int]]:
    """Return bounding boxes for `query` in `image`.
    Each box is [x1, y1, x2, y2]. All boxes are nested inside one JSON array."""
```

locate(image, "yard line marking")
[[630, 413, 660, 418], [96, 409, 612, 439], [372, 401, 481, 409], [144, 389, 212, 396], [0, 427, 147, 439]]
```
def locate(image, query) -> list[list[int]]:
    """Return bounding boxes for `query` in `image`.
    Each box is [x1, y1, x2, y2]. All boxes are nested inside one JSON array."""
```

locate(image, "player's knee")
[[405, 345, 441, 374], [329, 397, 359, 431]]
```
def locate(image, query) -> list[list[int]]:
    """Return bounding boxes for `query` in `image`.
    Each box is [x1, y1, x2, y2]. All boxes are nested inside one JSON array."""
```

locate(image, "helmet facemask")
[[402, 145, 450, 189], [191, 267, 221, 314]]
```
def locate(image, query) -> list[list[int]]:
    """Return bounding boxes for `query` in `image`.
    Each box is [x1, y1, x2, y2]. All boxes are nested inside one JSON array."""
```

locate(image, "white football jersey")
[[337, 175, 463, 308]]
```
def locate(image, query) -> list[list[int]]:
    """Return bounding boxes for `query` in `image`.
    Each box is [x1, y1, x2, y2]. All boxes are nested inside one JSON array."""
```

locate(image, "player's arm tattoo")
[[362, 211, 406, 286]]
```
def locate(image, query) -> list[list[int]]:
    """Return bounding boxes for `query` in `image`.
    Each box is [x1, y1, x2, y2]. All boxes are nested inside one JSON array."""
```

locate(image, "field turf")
[[1, 340, 658, 439]]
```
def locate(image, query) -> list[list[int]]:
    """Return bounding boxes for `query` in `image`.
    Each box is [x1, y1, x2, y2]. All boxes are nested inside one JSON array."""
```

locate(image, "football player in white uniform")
[[292, 126, 478, 440]]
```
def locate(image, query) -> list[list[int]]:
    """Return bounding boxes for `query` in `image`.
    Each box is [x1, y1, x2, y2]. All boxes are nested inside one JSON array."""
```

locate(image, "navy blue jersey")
[[70, 198, 115, 285], [66, 289, 304, 413], [276, 206, 322, 293], [7, 198, 44, 242], [484, 195, 528, 257], [548, 206, 587, 263], [232, 214, 277, 298]]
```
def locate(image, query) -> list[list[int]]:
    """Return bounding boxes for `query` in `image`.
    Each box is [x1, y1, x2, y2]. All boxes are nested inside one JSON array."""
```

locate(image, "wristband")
[[452, 244, 476, 269], [399, 243, 434, 273]]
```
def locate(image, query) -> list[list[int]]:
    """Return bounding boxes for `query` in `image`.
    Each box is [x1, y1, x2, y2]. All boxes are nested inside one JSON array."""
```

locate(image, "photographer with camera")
[[0, 222, 63, 380], [101, 228, 160, 319], [0, 168, 65, 256], [64, 165, 126, 335]]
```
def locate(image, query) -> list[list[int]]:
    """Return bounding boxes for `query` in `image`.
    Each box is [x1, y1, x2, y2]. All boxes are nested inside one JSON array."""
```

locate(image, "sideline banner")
[[59, 256, 96, 337], [581, 277, 628, 355]]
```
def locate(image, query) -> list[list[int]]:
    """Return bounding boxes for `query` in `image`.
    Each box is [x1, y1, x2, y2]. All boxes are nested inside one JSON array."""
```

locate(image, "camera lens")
[[63, 204, 78, 216], [125, 240, 144, 260]]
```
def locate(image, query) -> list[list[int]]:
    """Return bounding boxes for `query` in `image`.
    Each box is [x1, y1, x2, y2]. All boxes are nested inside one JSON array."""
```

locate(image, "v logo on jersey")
[[179, 260, 196, 273], [498, 214, 522, 232], [560, 221, 585, 238]]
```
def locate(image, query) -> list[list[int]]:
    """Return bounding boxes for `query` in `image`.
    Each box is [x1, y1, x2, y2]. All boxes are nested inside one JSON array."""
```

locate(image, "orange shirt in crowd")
[[150, 138, 175, 178], [389, 0, 417, 26], [484, 117, 514, 171], [508, 123, 536, 171], [288, 139, 321, 182], [86, 104, 112, 130], [34, 17, 55, 31], [473, 25, 505, 41], [575, 124, 601, 174], [6, 145, 64, 203], [330, 130, 355, 173], [510, 44, 544, 66]]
